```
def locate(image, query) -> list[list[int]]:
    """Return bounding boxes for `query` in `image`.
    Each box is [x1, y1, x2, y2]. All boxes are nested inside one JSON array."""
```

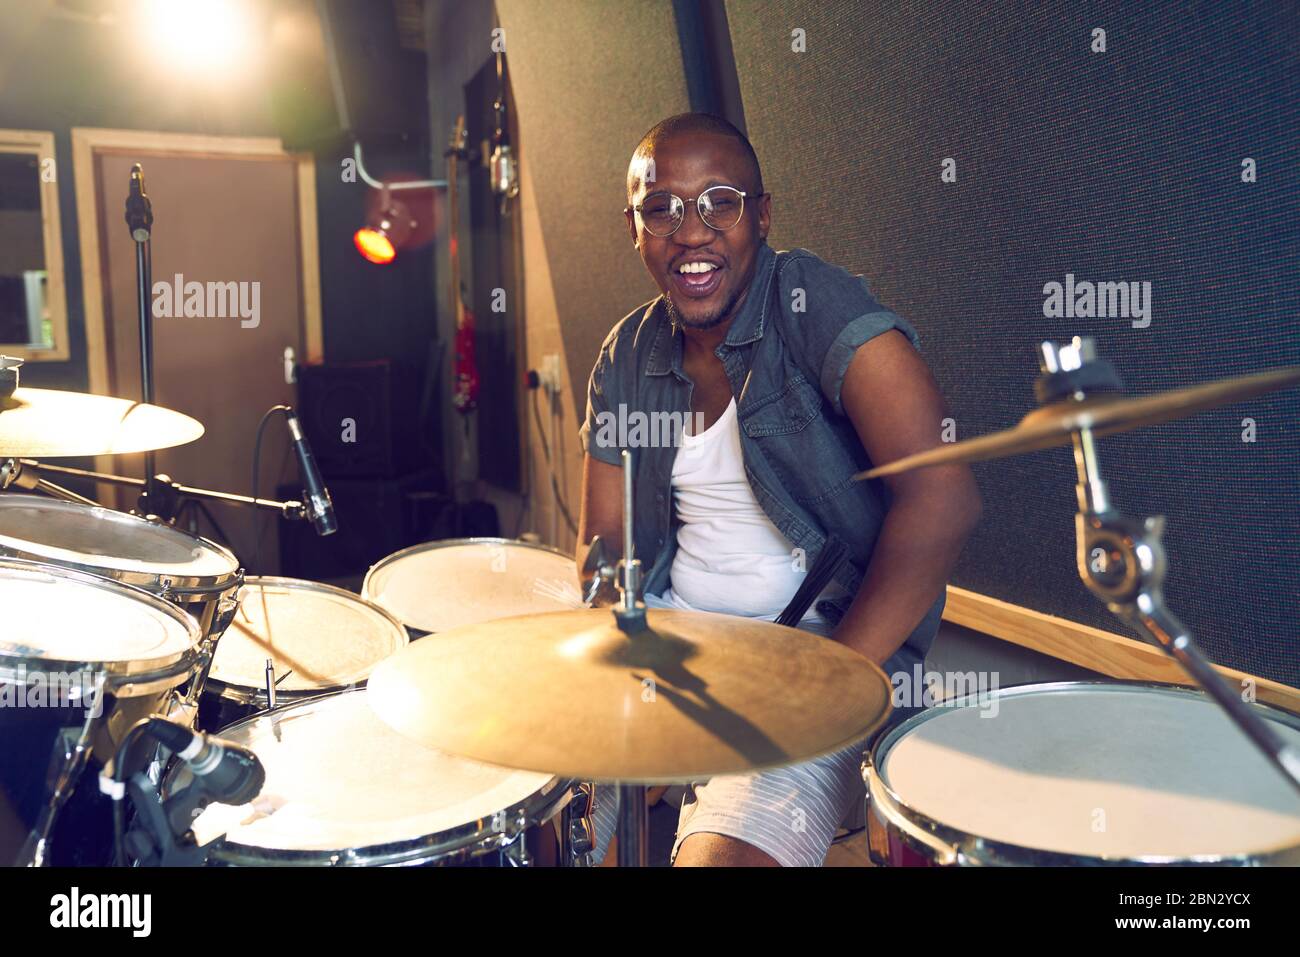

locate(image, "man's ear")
[[625, 207, 639, 248], [756, 192, 772, 241]]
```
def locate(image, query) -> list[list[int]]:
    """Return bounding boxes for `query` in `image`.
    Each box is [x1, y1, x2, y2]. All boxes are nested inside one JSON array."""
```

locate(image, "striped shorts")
[[589, 595, 923, 867]]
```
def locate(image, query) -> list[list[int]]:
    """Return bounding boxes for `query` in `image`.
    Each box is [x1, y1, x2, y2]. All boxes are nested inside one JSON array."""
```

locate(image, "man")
[[577, 112, 981, 866]]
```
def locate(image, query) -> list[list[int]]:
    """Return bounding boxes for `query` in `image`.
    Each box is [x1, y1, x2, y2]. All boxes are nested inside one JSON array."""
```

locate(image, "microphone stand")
[[2, 458, 310, 522], [125, 164, 159, 516]]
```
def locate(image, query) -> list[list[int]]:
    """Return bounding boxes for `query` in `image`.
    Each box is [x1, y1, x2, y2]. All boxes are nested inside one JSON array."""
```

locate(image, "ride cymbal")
[[859, 365, 1300, 480], [367, 607, 892, 784]]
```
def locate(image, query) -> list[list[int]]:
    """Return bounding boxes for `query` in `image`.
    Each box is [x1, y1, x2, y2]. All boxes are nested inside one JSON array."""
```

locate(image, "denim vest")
[[580, 243, 945, 658]]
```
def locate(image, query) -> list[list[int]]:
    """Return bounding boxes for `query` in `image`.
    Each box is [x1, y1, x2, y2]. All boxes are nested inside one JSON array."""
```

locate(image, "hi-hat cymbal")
[[0, 388, 204, 457], [859, 365, 1300, 480], [367, 607, 892, 784]]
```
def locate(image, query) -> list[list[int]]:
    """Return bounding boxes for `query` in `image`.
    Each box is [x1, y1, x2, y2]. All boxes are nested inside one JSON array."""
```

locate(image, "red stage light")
[[353, 227, 396, 265]]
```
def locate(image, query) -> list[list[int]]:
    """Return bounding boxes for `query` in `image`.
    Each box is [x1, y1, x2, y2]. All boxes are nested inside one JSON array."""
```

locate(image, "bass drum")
[[199, 577, 407, 731], [167, 689, 579, 866], [0, 558, 202, 866], [863, 681, 1300, 866], [363, 537, 582, 637]]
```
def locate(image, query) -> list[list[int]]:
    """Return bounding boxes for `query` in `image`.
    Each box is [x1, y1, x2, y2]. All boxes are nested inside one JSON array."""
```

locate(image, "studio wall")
[[725, 0, 1299, 684]]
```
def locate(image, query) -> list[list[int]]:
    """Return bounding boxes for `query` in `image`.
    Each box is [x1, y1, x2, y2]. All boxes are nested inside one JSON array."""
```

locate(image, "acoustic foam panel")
[[726, 0, 1299, 685], [495, 0, 692, 416]]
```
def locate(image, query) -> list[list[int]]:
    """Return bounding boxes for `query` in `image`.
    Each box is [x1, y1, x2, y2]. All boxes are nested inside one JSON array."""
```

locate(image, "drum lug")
[[503, 810, 532, 867], [562, 783, 596, 867], [158, 576, 174, 599], [214, 589, 241, 635]]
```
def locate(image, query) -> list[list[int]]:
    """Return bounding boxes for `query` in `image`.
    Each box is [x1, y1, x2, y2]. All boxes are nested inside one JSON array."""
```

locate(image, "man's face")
[[626, 132, 771, 330]]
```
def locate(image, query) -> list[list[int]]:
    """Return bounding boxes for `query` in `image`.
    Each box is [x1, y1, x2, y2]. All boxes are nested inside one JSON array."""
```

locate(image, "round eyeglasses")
[[628, 185, 758, 237]]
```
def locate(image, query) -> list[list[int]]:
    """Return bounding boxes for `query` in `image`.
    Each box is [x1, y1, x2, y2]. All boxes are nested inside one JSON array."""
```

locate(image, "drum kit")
[[2, 222, 1299, 872]]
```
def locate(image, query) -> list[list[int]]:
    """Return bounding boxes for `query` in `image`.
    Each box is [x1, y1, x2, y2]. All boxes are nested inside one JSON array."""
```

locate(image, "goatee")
[[664, 287, 742, 332]]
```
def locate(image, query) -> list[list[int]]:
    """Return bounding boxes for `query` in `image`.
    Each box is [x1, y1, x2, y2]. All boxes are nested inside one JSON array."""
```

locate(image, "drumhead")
[[0, 558, 199, 678], [877, 682, 1300, 862], [363, 538, 582, 633], [209, 578, 407, 693], [175, 689, 561, 863], [0, 494, 238, 591]]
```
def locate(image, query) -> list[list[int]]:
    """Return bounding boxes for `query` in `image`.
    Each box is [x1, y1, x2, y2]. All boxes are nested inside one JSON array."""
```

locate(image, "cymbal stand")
[[609, 449, 652, 866], [1043, 338, 1300, 795]]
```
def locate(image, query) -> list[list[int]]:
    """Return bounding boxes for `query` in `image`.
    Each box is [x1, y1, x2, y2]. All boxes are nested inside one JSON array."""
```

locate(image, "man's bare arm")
[[576, 454, 625, 600], [833, 330, 982, 665]]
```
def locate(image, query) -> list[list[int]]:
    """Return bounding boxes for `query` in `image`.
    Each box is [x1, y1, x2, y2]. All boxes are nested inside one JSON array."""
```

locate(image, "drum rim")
[[0, 493, 241, 595], [166, 688, 574, 866], [863, 679, 1300, 866], [207, 576, 410, 698], [361, 536, 573, 605], [0, 557, 202, 691]]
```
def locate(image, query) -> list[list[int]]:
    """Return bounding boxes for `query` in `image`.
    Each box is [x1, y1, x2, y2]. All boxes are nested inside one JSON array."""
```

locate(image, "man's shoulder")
[[772, 247, 872, 301]]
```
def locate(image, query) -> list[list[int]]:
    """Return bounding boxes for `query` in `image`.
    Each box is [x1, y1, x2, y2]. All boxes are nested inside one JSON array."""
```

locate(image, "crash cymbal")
[[0, 388, 204, 457], [367, 607, 892, 784], [859, 365, 1300, 480]]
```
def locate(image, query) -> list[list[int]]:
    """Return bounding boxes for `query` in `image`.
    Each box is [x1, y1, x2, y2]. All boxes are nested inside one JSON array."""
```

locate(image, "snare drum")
[[863, 681, 1300, 866], [0, 558, 202, 865], [165, 688, 577, 866], [363, 537, 582, 636], [199, 577, 407, 730]]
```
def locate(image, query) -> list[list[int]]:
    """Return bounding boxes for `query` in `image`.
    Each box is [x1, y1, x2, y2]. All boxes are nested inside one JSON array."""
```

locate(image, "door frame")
[[70, 127, 323, 398]]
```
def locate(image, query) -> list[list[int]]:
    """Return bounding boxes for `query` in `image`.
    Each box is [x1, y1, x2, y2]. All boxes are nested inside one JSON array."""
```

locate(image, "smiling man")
[[577, 113, 981, 867]]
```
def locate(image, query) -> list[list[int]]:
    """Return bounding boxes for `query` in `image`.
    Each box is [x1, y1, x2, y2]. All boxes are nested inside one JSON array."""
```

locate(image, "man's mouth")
[[670, 259, 724, 299]]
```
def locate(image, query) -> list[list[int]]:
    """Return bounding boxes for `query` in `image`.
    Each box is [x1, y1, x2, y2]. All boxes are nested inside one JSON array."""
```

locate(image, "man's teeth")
[[678, 262, 718, 274]]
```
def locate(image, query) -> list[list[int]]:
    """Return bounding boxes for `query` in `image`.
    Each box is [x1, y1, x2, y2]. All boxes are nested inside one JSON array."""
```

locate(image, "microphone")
[[144, 719, 265, 806], [124, 164, 153, 242], [284, 408, 338, 536]]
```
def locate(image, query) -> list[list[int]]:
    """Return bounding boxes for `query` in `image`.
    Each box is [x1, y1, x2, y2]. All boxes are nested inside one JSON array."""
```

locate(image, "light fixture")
[[349, 143, 445, 264], [141, 0, 255, 71], [354, 192, 417, 265]]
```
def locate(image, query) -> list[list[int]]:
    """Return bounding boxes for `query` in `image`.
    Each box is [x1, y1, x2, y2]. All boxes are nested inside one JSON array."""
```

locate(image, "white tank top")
[[665, 398, 835, 621]]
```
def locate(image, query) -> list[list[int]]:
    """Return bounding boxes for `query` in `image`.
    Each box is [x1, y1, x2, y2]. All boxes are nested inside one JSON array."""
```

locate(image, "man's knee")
[[673, 832, 781, 867]]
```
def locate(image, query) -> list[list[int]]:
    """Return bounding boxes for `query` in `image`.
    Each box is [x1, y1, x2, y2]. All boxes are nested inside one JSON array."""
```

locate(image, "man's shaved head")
[[627, 112, 763, 201]]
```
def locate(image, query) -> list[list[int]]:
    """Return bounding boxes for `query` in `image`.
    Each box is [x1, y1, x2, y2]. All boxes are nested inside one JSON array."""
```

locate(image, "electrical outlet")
[[540, 353, 562, 396]]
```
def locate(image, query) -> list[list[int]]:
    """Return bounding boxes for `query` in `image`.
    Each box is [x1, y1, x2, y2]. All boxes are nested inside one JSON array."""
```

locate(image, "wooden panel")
[[944, 586, 1300, 713]]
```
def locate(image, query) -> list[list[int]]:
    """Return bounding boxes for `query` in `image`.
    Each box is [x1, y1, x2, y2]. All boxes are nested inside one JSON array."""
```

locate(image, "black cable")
[[530, 389, 578, 535], [251, 405, 292, 577]]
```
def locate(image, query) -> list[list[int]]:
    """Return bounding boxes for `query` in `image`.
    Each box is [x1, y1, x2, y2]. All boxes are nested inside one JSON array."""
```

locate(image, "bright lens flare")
[[354, 229, 396, 265], [143, 0, 253, 69]]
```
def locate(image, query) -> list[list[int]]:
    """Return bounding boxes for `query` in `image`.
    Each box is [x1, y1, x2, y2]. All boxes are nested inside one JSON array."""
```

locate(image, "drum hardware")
[[861, 338, 1300, 796], [369, 451, 894, 868], [560, 783, 598, 867], [20, 672, 106, 868]]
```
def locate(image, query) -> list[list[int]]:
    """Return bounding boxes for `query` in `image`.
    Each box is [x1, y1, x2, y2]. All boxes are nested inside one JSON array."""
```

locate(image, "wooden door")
[[88, 143, 315, 573]]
